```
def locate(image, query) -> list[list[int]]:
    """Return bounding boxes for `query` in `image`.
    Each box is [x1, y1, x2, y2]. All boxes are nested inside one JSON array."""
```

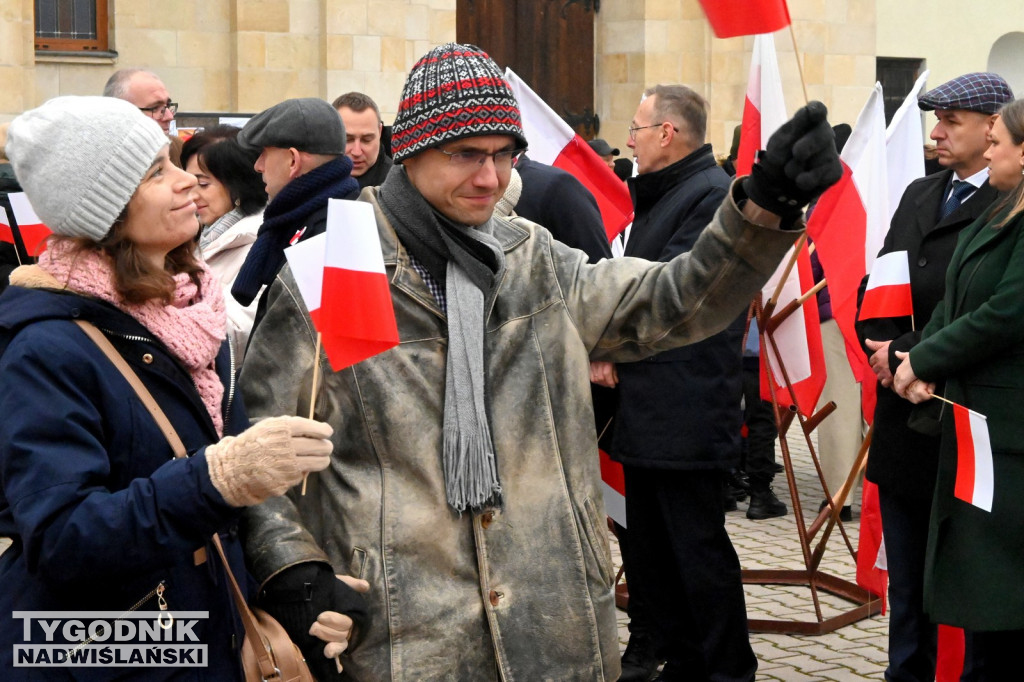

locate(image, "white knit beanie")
[[6, 96, 169, 242]]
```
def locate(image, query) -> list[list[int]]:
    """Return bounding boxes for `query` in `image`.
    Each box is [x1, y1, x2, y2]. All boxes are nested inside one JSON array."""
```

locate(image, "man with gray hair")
[[103, 68, 177, 133], [239, 44, 841, 680], [609, 84, 758, 682]]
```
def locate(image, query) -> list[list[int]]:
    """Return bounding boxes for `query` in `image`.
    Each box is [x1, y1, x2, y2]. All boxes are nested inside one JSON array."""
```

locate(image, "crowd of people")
[[0, 44, 1020, 682]]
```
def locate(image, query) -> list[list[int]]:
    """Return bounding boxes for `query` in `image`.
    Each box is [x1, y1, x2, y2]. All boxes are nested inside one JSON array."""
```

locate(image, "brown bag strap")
[[74, 319, 282, 681]]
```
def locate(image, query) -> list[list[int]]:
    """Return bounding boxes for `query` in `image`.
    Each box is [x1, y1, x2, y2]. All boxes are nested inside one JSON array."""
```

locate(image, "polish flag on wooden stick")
[[7, 192, 52, 256], [953, 404, 994, 512], [858, 250, 913, 321], [285, 199, 399, 371]]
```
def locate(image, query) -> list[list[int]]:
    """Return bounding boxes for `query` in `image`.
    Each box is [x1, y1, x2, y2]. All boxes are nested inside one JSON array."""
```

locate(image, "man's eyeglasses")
[[627, 122, 678, 141], [139, 101, 178, 118], [436, 147, 527, 172]]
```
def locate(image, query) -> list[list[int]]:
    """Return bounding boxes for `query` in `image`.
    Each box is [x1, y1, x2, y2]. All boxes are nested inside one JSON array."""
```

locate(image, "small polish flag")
[[0, 206, 13, 246], [952, 404, 994, 512], [858, 250, 913, 321], [284, 199, 399, 371], [504, 68, 634, 242], [7, 192, 52, 256], [599, 449, 626, 528]]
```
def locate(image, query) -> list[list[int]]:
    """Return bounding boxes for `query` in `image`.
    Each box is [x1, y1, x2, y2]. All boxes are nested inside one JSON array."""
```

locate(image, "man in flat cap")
[[588, 137, 620, 171], [240, 43, 842, 680], [857, 71, 1013, 682], [232, 97, 359, 323]]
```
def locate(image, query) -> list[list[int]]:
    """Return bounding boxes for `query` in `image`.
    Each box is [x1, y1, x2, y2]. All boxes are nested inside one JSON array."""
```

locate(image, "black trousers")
[[623, 466, 756, 682]]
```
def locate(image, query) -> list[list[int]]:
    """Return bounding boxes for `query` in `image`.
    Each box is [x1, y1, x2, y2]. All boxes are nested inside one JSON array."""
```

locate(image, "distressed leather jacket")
[[239, 182, 800, 681]]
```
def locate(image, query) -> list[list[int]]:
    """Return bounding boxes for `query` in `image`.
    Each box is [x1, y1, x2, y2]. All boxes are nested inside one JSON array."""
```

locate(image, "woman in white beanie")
[[0, 96, 359, 678]]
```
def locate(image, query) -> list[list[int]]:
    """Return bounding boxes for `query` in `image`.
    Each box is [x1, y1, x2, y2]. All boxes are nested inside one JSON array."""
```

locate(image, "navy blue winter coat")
[[0, 283, 250, 680]]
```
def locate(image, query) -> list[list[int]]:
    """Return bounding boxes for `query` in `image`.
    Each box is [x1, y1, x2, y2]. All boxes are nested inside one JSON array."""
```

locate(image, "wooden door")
[[457, 0, 599, 138]]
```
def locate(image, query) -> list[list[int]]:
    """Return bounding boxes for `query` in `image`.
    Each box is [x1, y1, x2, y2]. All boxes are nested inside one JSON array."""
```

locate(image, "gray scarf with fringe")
[[377, 166, 505, 512]]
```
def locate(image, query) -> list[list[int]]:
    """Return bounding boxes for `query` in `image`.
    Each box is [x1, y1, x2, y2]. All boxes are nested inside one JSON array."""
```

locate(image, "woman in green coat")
[[894, 98, 1024, 673]]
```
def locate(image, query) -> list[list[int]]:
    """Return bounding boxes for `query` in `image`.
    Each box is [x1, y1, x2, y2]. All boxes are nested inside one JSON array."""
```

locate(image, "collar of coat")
[[628, 143, 717, 209]]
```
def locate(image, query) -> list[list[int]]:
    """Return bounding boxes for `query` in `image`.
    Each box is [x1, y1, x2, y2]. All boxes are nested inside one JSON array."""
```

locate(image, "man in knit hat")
[[857, 71, 1013, 682], [231, 97, 359, 328], [240, 43, 842, 680]]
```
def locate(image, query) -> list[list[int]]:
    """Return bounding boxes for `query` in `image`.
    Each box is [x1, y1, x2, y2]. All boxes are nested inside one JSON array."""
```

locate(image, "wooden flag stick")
[[794, 277, 827, 307], [788, 23, 810, 104], [767, 232, 808, 307], [301, 331, 323, 496]]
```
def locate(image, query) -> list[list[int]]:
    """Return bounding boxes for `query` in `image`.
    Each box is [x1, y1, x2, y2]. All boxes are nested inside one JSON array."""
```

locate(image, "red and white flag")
[[504, 68, 634, 242], [7, 192, 52, 256], [855, 479, 888, 613], [285, 199, 399, 371], [953, 404, 994, 512], [0, 206, 13, 247], [599, 449, 627, 528], [736, 34, 788, 177], [698, 0, 791, 39], [858, 250, 913, 321], [759, 241, 826, 415]]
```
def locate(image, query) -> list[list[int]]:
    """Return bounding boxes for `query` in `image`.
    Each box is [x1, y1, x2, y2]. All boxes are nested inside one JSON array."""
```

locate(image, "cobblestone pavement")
[[610, 431, 890, 681]]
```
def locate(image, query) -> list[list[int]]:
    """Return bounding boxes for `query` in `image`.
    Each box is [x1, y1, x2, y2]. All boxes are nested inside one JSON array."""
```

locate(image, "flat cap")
[[588, 138, 619, 157], [238, 97, 345, 155], [918, 72, 1014, 114]]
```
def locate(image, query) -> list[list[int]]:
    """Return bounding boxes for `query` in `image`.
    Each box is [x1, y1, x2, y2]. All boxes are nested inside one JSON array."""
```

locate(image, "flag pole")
[[301, 331, 323, 496], [787, 23, 810, 104], [767, 232, 808, 307]]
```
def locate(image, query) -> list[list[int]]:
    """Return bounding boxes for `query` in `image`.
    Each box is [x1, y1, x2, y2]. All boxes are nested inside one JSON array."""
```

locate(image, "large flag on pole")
[[504, 68, 634, 242], [7, 192, 52, 256], [736, 34, 788, 177], [759, 242, 826, 415], [698, 0, 791, 39], [284, 199, 399, 371]]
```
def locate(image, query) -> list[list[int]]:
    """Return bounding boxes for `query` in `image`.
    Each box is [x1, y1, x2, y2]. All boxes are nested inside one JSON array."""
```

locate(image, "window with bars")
[[35, 0, 108, 52]]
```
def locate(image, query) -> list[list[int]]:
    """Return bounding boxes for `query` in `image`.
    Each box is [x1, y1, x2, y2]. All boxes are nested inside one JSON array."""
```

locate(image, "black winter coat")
[[856, 170, 1000, 501], [611, 145, 743, 469]]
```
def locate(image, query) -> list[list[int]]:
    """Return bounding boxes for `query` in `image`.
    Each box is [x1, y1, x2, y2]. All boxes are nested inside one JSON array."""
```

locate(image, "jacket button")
[[142, 353, 154, 364], [489, 590, 501, 607], [481, 511, 494, 529], [918, 256, 927, 267]]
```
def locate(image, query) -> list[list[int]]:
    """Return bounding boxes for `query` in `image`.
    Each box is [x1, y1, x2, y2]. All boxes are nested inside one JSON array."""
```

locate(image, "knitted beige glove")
[[207, 416, 333, 507]]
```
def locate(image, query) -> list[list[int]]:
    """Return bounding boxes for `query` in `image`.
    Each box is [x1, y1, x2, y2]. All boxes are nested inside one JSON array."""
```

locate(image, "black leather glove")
[[258, 562, 369, 680], [742, 100, 843, 224]]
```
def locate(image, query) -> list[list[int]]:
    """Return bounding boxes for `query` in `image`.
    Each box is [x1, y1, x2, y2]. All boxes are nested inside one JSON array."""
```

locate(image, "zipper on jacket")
[[99, 327, 153, 345], [224, 339, 237, 426], [65, 581, 172, 657]]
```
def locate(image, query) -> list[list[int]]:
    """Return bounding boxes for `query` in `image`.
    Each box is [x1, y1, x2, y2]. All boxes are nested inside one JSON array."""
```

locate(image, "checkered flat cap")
[[918, 72, 1014, 114]]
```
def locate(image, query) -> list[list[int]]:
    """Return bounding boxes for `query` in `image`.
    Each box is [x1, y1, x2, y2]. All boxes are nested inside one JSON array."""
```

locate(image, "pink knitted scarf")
[[39, 240, 228, 436]]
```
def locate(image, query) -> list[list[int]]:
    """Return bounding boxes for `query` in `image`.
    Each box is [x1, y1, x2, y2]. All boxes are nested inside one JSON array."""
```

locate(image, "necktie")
[[940, 180, 973, 219]]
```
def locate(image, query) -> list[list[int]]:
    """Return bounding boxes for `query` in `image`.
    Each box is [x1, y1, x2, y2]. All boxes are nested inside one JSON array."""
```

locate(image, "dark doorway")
[[457, 0, 599, 138]]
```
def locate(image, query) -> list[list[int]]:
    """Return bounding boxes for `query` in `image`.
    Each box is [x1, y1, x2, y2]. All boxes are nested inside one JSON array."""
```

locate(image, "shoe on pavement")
[[746, 487, 788, 520], [818, 499, 852, 522], [619, 632, 663, 682]]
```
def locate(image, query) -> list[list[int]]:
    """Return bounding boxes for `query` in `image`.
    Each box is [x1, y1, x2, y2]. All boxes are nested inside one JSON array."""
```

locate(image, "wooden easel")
[[741, 256, 882, 634]]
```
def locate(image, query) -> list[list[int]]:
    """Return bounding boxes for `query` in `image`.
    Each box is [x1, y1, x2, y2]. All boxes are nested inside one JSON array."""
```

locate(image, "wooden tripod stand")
[[742, 282, 882, 634]]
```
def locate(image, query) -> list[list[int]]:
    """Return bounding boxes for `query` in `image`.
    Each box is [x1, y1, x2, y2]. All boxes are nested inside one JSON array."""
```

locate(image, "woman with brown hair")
[[895, 98, 1024, 675], [0, 96, 353, 678]]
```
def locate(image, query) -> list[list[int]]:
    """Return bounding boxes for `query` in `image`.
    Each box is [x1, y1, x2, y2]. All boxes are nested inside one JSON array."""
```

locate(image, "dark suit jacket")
[[856, 170, 999, 501], [911, 205, 1024, 630], [610, 145, 742, 469]]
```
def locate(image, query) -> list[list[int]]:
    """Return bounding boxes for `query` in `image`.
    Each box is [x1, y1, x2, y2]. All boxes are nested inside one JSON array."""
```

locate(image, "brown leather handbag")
[[75, 320, 314, 682]]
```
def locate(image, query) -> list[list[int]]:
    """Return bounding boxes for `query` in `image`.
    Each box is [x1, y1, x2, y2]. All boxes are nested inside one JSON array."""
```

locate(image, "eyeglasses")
[[436, 147, 527, 172], [139, 101, 178, 118], [627, 122, 678, 141]]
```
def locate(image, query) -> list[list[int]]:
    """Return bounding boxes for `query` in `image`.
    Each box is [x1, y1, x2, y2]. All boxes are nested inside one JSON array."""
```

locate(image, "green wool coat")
[[911, 202, 1024, 631]]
